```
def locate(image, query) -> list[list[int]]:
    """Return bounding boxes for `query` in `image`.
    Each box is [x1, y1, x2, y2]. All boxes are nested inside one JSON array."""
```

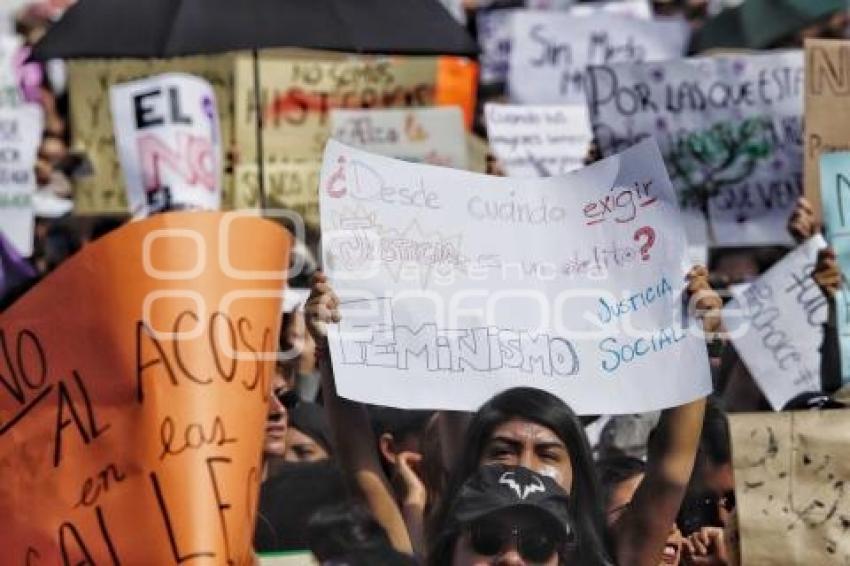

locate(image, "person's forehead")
[[607, 473, 644, 509], [489, 418, 563, 444]]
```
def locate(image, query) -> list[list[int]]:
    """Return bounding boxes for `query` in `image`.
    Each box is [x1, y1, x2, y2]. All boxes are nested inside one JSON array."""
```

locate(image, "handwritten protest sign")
[[318, 139, 711, 413], [819, 151, 850, 386], [730, 410, 850, 564], [330, 107, 468, 169], [110, 73, 223, 217], [804, 39, 850, 218], [722, 236, 827, 410], [509, 11, 687, 105], [587, 51, 804, 247], [566, 0, 651, 18], [233, 160, 322, 225], [232, 50, 458, 218], [477, 1, 651, 87], [0, 212, 289, 564], [68, 54, 236, 214], [477, 8, 514, 86], [0, 33, 22, 108], [234, 51, 440, 165], [0, 104, 42, 257], [484, 103, 592, 177]]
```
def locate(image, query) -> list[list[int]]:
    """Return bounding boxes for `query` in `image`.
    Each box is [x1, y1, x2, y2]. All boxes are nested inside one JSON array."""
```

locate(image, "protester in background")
[[280, 307, 321, 401], [305, 271, 416, 554], [254, 460, 351, 553], [285, 401, 333, 463], [678, 400, 734, 536], [813, 246, 844, 394], [307, 502, 418, 566], [429, 465, 578, 566], [263, 363, 293, 480], [787, 196, 844, 394], [598, 456, 685, 566]]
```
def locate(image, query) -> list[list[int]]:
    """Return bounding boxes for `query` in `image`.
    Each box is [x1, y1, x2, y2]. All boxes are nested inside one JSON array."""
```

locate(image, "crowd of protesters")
[[2, 1, 850, 565]]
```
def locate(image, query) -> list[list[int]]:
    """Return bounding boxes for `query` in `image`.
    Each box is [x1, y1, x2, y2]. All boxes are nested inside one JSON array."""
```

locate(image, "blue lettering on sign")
[[598, 323, 687, 373]]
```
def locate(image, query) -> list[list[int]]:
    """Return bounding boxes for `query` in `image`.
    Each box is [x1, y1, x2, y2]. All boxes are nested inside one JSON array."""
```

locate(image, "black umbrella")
[[30, 0, 478, 60], [30, 0, 477, 208]]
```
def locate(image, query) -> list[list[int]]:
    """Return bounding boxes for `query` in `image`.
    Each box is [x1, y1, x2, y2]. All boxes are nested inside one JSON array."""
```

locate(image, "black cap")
[[446, 465, 573, 539]]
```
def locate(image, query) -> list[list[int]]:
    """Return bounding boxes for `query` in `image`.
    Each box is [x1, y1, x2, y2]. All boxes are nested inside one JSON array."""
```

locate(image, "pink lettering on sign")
[[582, 179, 658, 226], [137, 132, 216, 193]]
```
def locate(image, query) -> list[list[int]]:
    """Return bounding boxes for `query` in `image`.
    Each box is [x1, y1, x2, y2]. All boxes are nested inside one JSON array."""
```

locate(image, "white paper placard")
[[485, 103, 592, 176], [586, 51, 804, 247], [509, 11, 688, 104], [0, 34, 22, 108], [477, 0, 653, 87], [0, 104, 42, 257], [330, 106, 468, 170], [722, 236, 827, 411], [318, 138, 711, 413], [110, 72, 222, 217]]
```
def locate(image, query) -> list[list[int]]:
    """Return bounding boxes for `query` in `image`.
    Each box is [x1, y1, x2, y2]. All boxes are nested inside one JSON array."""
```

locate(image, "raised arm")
[[305, 272, 413, 554], [611, 266, 716, 566]]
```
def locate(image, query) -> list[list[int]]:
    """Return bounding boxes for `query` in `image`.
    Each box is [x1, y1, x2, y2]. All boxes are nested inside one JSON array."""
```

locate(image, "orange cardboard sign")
[[436, 56, 479, 130], [0, 212, 289, 565]]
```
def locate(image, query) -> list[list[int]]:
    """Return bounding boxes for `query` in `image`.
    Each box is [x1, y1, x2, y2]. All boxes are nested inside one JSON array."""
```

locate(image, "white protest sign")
[[330, 106, 468, 169], [0, 104, 43, 257], [509, 11, 687, 105], [0, 34, 22, 108], [722, 236, 827, 411], [485, 103, 592, 176], [318, 138, 711, 413], [477, 8, 515, 86], [587, 51, 804, 247], [110, 73, 222, 217], [477, 1, 652, 87], [568, 0, 652, 18]]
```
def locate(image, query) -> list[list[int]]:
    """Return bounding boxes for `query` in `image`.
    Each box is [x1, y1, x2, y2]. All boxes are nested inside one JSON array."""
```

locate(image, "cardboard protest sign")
[[233, 50, 446, 217], [0, 212, 289, 564], [0, 104, 42, 257], [484, 103, 592, 177], [233, 159, 322, 226], [729, 410, 850, 564], [509, 11, 687, 105], [110, 73, 223, 217], [587, 51, 804, 247], [234, 51, 441, 166], [819, 151, 850, 386], [804, 39, 850, 218], [318, 138, 711, 413], [67, 54, 236, 214], [330, 106, 468, 169], [722, 236, 827, 410], [476, 1, 651, 87]]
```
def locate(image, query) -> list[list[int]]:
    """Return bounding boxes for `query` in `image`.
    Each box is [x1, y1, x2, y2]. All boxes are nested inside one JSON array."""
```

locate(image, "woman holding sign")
[[305, 269, 720, 566]]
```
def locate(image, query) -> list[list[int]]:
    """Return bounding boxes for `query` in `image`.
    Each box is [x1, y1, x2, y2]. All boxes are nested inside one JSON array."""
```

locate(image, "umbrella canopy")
[[30, 0, 478, 60], [693, 0, 846, 52]]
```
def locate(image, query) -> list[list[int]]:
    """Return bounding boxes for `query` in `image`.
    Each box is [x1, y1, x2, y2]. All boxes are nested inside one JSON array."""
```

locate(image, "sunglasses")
[[468, 520, 564, 563]]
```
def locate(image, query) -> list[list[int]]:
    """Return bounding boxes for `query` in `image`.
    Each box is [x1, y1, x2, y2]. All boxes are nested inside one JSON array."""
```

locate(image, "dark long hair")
[[427, 387, 612, 565]]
